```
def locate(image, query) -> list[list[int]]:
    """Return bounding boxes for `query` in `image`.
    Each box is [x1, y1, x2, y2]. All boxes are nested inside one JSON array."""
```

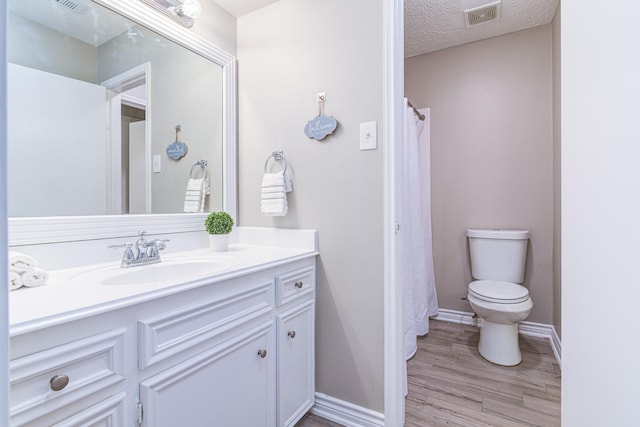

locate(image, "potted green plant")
[[205, 211, 234, 251]]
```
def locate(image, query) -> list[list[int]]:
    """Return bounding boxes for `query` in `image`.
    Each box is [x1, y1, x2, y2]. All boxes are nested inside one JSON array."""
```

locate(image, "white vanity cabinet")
[[276, 266, 316, 427], [9, 256, 316, 427]]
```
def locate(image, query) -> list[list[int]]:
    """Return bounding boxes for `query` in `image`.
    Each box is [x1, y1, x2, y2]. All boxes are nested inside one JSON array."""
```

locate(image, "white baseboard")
[[433, 308, 562, 367], [310, 393, 384, 427]]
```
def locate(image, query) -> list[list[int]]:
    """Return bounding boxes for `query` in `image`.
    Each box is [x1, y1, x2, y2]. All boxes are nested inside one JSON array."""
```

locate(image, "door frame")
[[101, 62, 151, 214], [383, 0, 405, 426]]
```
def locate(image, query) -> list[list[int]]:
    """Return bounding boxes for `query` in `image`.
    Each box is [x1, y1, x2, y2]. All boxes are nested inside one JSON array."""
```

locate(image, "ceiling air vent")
[[465, 1, 502, 27], [54, 0, 88, 14]]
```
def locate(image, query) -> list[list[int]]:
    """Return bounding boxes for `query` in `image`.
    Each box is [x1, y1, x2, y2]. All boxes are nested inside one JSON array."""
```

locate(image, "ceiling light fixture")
[[138, 0, 202, 28]]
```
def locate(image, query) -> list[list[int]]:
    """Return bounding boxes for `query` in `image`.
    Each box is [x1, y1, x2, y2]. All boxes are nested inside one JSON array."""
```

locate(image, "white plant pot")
[[208, 234, 229, 252]]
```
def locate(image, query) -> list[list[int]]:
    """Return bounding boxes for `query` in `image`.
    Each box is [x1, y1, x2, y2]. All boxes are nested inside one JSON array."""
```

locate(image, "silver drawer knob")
[[257, 349, 267, 358], [50, 374, 70, 392], [287, 330, 296, 339], [294, 281, 303, 289]]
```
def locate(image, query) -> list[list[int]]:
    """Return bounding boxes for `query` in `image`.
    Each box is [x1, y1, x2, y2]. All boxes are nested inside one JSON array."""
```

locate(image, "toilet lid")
[[468, 280, 530, 304]]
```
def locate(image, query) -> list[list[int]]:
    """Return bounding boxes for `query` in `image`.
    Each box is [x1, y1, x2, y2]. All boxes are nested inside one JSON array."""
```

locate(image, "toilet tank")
[[467, 229, 530, 283]]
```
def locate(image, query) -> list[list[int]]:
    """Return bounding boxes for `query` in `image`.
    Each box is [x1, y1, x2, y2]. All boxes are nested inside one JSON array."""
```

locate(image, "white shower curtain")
[[402, 98, 439, 360]]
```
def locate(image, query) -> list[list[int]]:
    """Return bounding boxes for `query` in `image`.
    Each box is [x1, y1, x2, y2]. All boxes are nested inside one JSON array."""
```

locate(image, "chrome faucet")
[[109, 231, 170, 268]]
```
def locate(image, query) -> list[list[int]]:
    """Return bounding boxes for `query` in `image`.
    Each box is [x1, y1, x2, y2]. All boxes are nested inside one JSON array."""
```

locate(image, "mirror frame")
[[7, 0, 237, 246]]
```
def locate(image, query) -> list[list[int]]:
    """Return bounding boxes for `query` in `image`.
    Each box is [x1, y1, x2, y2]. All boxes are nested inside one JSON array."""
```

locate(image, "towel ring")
[[264, 151, 287, 174], [190, 160, 209, 180]]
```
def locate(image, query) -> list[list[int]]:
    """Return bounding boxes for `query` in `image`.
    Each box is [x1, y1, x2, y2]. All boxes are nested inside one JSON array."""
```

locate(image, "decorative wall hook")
[[304, 92, 338, 140], [166, 124, 188, 160]]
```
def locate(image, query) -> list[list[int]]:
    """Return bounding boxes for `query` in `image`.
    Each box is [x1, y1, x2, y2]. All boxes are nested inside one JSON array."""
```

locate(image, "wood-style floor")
[[297, 320, 561, 427], [405, 320, 561, 426]]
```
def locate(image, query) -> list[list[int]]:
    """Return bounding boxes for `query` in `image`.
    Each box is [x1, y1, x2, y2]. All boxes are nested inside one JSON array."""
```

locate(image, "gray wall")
[[237, 0, 385, 412], [405, 25, 555, 325], [193, 0, 237, 57], [8, 12, 96, 83]]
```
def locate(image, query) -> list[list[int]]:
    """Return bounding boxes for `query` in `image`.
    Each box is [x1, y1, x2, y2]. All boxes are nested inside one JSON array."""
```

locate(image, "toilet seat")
[[468, 280, 529, 304]]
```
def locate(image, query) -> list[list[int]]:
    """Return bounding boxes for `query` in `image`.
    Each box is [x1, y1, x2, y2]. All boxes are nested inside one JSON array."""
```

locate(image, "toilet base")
[[477, 320, 522, 366]]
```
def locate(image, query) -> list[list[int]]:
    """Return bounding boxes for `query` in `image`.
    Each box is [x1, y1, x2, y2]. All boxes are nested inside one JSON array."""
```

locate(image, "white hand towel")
[[8, 251, 37, 273], [284, 172, 293, 193], [184, 178, 206, 213], [261, 185, 286, 194], [261, 199, 287, 208], [261, 191, 287, 200], [21, 267, 48, 287], [261, 200, 288, 216], [9, 271, 23, 291], [261, 172, 289, 187], [260, 171, 292, 216]]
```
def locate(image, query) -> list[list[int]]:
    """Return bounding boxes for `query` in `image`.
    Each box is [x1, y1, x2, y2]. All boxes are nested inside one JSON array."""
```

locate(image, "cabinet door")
[[277, 301, 314, 427], [140, 321, 275, 427]]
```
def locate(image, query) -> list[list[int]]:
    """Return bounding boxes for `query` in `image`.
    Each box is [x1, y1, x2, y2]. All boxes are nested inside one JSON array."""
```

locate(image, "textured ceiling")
[[10, 0, 560, 57], [405, 0, 559, 57]]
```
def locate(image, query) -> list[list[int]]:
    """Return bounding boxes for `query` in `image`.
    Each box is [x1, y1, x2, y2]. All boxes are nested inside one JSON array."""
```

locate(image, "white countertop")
[[10, 228, 318, 336]]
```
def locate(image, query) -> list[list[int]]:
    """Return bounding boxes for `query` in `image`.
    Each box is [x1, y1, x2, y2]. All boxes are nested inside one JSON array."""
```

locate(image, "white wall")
[[562, 1, 640, 425], [1, 3, 10, 424], [7, 64, 108, 217], [405, 26, 555, 325], [552, 3, 561, 338], [237, 0, 385, 412]]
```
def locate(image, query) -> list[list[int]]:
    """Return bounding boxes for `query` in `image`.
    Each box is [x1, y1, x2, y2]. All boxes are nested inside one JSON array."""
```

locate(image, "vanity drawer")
[[276, 266, 315, 307], [10, 328, 126, 426], [138, 280, 274, 369]]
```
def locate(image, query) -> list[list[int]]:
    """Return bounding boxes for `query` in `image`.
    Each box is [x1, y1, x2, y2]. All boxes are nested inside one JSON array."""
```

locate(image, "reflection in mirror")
[[7, 0, 223, 217]]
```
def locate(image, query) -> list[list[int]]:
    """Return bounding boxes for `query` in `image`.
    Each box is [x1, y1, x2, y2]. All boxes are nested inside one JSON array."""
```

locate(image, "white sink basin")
[[70, 257, 236, 286]]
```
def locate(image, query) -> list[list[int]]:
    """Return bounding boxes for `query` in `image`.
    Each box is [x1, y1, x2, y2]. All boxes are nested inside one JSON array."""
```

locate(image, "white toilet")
[[466, 228, 533, 366]]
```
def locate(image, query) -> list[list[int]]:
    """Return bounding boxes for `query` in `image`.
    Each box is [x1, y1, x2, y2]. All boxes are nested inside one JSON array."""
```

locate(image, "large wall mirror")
[[7, 0, 237, 245]]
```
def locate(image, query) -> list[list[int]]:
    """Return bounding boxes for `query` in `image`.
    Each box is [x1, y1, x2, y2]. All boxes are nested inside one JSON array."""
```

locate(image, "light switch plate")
[[152, 155, 161, 173], [360, 121, 377, 150]]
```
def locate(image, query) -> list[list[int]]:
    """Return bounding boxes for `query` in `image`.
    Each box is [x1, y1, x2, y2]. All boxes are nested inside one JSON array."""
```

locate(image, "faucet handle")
[[146, 239, 170, 258], [108, 242, 135, 266], [156, 239, 170, 250]]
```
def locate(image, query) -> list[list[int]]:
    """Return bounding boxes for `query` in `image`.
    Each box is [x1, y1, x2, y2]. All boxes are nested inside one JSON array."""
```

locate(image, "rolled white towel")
[[21, 267, 49, 287], [8, 251, 37, 273], [9, 271, 23, 291]]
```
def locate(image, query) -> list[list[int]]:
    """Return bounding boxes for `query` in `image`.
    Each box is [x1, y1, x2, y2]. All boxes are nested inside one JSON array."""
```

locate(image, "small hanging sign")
[[304, 92, 338, 140], [166, 124, 188, 160]]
